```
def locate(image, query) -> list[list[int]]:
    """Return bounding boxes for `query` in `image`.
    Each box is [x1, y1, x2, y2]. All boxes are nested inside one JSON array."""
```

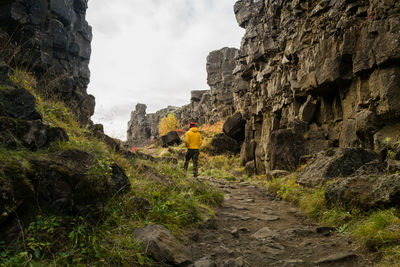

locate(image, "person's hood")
[[189, 127, 199, 133]]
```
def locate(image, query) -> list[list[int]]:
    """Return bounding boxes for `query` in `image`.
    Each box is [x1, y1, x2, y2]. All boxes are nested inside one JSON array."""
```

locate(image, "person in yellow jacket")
[[184, 122, 202, 177]]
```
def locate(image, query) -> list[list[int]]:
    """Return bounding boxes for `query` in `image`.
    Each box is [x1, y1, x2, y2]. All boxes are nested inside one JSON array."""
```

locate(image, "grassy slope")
[[0, 70, 223, 266]]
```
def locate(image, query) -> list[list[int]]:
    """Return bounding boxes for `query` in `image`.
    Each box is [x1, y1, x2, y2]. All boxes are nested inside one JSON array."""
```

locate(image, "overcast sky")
[[86, 0, 244, 139]]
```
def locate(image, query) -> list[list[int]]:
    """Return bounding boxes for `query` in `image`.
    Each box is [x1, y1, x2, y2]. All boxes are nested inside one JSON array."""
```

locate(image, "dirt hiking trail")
[[188, 176, 373, 267]]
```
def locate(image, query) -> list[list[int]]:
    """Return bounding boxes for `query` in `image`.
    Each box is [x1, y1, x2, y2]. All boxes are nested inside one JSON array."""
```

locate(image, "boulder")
[[325, 174, 400, 210], [0, 87, 41, 120], [110, 164, 131, 194], [134, 224, 192, 266], [244, 160, 255, 176], [160, 131, 181, 147], [353, 159, 386, 176], [223, 112, 245, 142], [17, 120, 68, 150], [269, 129, 306, 171], [297, 148, 379, 188], [28, 151, 130, 216], [0, 117, 68, 150], [210, 133, 241, 154]]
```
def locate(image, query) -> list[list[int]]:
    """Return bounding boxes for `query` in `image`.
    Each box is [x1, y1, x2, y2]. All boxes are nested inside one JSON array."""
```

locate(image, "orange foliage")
[[198, 121, 224, 138], [130, 146, 140, 152]]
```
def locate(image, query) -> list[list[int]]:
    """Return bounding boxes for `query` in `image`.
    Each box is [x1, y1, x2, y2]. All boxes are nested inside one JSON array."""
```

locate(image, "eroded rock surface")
[[233, 0, 400, 174], [0, 0, 94, 124]]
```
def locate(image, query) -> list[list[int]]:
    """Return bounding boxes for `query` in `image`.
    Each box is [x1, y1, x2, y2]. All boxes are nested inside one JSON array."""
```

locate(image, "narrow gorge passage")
[[188, 177, 372, 267]]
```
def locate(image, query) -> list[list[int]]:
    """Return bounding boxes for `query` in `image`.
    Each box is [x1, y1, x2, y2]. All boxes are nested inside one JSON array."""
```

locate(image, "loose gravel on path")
[[188, 177, 372, 267]]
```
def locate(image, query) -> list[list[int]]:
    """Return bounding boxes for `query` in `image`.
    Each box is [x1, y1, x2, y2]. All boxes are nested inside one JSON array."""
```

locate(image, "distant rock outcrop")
[[126, 47, 238, 146], [126, 104, 179, 147], [0, 0, 94, 124]]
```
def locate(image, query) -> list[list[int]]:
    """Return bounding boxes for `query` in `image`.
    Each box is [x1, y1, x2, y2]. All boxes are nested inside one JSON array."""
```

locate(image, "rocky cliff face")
[[0, 0, 94, 124], [234, 0, 400, 173], [127, 0, 400, 176], [127, 104, 179, 147], [126, 47, 238, 146]]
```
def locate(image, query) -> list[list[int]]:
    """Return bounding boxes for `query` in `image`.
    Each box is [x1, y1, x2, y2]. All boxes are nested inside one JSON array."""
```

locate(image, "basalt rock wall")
[[127, 104, 179, 147], [0, 0, 94, 124], [126, 47, 238, 146], [233, 0, 400, 174]]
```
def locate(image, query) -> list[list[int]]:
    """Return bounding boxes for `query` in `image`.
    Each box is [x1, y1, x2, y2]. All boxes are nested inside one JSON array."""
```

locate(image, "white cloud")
[[87, 0, 244, 140]]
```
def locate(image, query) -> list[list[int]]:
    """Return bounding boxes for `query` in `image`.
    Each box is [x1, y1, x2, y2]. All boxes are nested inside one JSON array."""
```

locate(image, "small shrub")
[[158, 113, 180, 136]]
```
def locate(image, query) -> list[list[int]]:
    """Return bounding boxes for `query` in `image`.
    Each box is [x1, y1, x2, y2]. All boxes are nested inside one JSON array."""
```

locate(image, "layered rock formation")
[[126, 47, 238, 146], [126, 104, 179, 147], [127, 0, 400, 186], [233, 0, 400, 173], [0, 0, 94, 124]]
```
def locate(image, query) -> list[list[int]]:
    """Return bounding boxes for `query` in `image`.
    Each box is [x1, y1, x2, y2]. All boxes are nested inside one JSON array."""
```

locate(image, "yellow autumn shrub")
[[158, 113, 180, 136]]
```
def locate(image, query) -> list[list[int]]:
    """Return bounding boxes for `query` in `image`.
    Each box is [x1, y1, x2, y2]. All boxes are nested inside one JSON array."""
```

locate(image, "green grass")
[[262, 174, 400, 266], [0, 68, 225, 266]]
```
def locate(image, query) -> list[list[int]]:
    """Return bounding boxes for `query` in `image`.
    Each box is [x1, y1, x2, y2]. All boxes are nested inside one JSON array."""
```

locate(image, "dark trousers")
[[184, 149, 199, 177]]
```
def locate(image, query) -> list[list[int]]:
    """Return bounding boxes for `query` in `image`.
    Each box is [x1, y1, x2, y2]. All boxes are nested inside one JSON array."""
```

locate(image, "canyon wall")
[[127, 0, 400, 176], [0, 0, 94, 124], [234, 0, 400, 173]]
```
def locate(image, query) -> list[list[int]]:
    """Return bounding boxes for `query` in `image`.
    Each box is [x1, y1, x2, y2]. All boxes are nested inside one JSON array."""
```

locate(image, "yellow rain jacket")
[[185, 127, 202, 149]]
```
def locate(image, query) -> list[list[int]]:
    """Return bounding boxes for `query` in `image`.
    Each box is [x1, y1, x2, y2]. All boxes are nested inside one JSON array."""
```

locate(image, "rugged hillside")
[[0, 0, 94, 124], [126, 47, 238, 147], [233, 0, 400, 173]]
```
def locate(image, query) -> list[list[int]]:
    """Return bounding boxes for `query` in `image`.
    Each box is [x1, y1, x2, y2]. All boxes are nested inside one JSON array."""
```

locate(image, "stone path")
[[188, 177, 372, 267]]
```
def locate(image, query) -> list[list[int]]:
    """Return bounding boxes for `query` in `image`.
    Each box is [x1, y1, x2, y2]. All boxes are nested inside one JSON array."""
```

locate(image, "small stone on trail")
[[231, 205, 248, 210], [251, 227, 279, 240], [219, 245, 234, 255], [283, 259, 304, 266], [314, 252, 357, 264], [285, 228, 315, 237], [256, 214, 280, 221], [316, 226, 336, 236], [194, 257, 216, 267], [231, 227, 239, 238], [239, 227, 249, 232]]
